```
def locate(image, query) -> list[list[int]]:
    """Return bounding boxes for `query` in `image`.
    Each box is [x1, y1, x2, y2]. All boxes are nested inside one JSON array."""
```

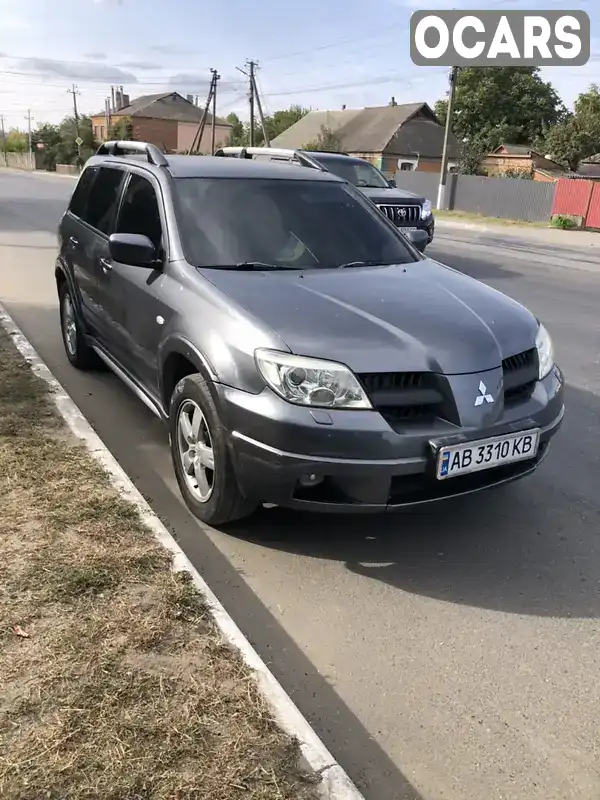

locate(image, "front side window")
[[115, 173, 163, 251], [313, 158, 389, 189], [68, 166, 98, 220], [85, 167, 125, 235], [173, 177, 417, 269]]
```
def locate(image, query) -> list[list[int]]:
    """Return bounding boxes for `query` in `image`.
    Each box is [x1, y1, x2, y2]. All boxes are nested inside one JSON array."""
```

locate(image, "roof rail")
[[213, 146, 328, 172], [96, 140, 168, 167]]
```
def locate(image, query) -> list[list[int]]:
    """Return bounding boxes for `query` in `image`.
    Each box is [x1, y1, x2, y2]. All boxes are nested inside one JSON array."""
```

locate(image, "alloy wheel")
[[62, 292, 77, 356], [176, 399, 215, 503]]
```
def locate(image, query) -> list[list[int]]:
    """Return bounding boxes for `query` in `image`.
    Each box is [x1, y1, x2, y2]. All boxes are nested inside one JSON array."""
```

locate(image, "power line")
[[260, 20, 408, 63]]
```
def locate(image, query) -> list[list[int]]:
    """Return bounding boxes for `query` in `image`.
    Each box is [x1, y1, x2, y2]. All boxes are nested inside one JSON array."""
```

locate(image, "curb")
[[0, 302, 366, 800]]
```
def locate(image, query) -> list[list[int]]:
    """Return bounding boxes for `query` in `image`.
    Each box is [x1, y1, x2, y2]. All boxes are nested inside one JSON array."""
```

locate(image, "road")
[[1, 169, 599, 800]]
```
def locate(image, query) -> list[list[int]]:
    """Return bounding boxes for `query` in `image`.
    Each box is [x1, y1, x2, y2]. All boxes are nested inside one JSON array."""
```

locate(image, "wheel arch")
[[159, 337, 219, 413]]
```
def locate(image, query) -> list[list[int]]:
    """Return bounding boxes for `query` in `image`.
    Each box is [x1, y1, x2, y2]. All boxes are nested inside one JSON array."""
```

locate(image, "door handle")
[[69, 236, 79, 247], [100, 257, 113, 273]]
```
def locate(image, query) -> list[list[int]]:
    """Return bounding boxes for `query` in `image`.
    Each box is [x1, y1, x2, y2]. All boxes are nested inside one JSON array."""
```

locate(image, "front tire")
[[169, 373, 257, 526], [58, 280, 100, 370]]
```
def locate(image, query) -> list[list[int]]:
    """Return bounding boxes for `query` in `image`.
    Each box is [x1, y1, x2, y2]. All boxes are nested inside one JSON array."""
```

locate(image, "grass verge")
[[0, 328, 319, 800], [434, 209, 549, 228]]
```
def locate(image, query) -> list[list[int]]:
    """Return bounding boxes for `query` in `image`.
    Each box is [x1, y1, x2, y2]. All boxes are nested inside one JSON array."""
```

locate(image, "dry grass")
[[0, 330, 319, 800], [434, 209, 549, 228]]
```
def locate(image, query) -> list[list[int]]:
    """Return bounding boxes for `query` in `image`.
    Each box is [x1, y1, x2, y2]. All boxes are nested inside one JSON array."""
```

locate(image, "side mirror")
[[109, 233, 157, 267], [388, 178, 396, 188], [405, 229, 428, 253]]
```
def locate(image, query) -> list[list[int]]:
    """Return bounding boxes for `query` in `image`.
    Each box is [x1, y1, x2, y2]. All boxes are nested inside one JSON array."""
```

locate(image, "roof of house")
[[577, 161, 600, 177], [492, 144, 532, 156], [270, 103, 459, 157], [534, 167, 576, 180], [106, 92, 232, 127]]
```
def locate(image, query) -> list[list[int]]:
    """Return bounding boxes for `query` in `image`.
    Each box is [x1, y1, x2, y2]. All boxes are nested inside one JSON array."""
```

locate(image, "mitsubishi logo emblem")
[[474, 381, 494, 406]]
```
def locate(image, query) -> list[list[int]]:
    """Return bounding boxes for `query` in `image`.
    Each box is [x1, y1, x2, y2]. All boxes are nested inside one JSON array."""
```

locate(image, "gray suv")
[[56, 141, 564, 526]]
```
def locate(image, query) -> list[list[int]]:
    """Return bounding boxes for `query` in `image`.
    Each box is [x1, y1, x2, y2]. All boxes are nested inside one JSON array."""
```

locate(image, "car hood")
[[200, 260, 539, 375], [360, 186, 426, 205]]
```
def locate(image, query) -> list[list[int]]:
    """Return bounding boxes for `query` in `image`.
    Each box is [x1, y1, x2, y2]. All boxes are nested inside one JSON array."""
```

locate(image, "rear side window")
[[68, 166, 98, 220], [84, 167, 125, 235]]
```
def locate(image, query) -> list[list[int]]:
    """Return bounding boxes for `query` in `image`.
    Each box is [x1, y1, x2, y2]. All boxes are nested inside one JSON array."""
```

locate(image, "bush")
[[551, 215, 578, 229]]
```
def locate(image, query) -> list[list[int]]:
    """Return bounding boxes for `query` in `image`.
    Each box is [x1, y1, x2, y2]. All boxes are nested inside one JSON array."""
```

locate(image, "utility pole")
[[67, 84, 82, 167], [251, 69, 270, 147], [0, 114, 7, 167], [188, 70, 217, 154], [210, 68, 220, 156], [24, 109, 33, 170], [248, 60, 256, 146], [105, 97, 111, 141], [437, 66, 458, 211]]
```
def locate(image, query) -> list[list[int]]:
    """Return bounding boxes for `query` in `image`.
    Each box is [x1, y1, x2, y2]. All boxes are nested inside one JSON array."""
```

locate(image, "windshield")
[[173, 177, 417, 269], [311, 157, 390, 189]]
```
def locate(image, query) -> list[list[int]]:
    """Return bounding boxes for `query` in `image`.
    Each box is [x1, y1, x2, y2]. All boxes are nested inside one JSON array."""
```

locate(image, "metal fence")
[[450, 174, 555, 223], [386, 170, 556, 223]]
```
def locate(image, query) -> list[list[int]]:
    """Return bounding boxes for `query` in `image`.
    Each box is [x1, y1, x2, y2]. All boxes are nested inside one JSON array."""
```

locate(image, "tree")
[[5, 129, 28, 153], [226, 112, 247, 146], [303, 126, 343, 152], [434, 67, 565, 172], [31, 123, 61, 170], [225, 105, 310, 148], [539, 84, 600, 170], [54, 115, 97, 166], [32, 115, 98, 169], [254, 104, 310, 146], [108, 116, 133, 142]]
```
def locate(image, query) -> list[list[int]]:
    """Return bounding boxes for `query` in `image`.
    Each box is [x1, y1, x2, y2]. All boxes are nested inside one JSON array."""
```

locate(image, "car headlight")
[[535, 323, 554, 379], [421, 199, 432, 219], [255, 349, 372, 409]]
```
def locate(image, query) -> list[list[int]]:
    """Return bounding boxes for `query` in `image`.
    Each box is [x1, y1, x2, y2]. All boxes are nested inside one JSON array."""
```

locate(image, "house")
[[269, 103, 460, 175], [577, 153, 600, 179], [481, 144, 572, 182], [91, 91, 233, 154]]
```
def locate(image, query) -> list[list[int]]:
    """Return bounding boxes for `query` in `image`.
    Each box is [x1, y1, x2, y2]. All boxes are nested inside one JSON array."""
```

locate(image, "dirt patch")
[[0, 330, 319, 800]]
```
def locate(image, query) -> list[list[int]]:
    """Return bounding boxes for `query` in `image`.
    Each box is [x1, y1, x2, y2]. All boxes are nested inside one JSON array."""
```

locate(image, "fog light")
[[299, 473, 323, 488]]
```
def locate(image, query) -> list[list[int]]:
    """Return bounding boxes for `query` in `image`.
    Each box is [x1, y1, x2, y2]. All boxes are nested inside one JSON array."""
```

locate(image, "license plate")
[[436, 430, 540, 480], [399, 226, 418, 233]]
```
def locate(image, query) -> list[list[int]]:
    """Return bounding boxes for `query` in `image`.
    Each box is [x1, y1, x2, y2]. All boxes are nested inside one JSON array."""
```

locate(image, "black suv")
[[215, 147, 435, 245], [56, 141, 563, 527]]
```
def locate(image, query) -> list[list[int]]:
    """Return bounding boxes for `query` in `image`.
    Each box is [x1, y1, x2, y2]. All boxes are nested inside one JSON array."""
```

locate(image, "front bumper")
[[217, 366, 564, 513]]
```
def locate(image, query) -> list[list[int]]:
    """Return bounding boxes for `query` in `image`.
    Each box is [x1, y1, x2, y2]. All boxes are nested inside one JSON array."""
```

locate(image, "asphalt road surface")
[[1, 169, 599, 800]]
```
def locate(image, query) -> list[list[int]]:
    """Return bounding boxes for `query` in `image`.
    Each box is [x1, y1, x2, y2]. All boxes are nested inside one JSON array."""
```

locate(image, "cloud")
[[16, 58, 138, 83], [84, 52, 107, 60], [120, 60, 161, 70], [149, 44, 181, 55]]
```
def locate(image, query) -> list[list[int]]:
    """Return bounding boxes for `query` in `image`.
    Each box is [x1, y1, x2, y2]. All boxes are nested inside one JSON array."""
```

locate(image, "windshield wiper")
[[203, 262, 304, 271], [338, 260, 399, 269]]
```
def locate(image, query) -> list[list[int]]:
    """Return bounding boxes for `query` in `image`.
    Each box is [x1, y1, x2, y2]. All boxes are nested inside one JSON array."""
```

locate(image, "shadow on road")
[[228, 380, 600, 620]]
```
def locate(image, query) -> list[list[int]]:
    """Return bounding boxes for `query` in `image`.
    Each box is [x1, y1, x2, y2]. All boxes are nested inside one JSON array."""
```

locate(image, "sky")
[[0, 0, 598, 132]]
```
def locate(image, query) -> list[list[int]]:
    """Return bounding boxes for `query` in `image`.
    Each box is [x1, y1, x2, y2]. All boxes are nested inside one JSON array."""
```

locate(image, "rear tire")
[[169, 373, 257, 526], [58, 280, 100, 370]]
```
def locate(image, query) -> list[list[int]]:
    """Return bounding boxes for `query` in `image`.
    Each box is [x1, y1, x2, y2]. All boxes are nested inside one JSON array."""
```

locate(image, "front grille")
[[359, 372, 444, 424], [377, 204, 421, 226], [502, 347, 538, 404]]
